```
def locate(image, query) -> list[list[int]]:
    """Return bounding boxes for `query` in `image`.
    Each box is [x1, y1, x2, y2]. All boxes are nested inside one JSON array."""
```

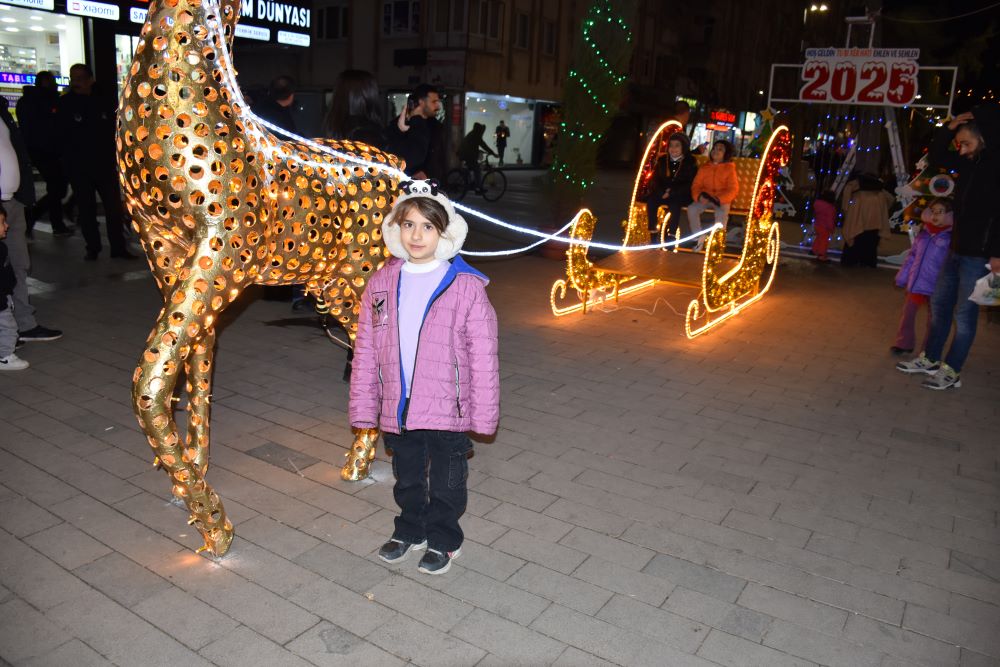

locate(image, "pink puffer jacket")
[[349, 256, 500, 435]]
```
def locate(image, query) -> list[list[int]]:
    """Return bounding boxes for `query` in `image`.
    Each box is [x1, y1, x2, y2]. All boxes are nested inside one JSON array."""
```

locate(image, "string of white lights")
[[203, 0, 712, 257]]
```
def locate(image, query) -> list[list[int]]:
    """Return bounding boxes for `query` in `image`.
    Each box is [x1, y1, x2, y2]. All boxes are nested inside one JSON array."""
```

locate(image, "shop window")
[[542, 20, 555, 56], [469, 1, 502, 38], [433, 0, 448, 32], [0, 5, 83, 110], [318, 5, 349, 40], [383, 0, 420, 36], [514, 12, 530, 49], [451, 0, 465, 31]]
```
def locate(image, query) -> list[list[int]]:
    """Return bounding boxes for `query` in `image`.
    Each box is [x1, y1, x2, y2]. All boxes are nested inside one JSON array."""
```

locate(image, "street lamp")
[[803, 3, 830, 50]]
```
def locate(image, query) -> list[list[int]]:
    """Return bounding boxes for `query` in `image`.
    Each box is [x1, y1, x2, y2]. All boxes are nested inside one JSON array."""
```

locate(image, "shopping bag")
[[968, 266, 1000, 306]]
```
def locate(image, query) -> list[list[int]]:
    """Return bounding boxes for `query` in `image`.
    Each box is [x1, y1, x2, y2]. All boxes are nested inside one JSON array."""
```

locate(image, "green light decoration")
[[551, 0, 638, 194]]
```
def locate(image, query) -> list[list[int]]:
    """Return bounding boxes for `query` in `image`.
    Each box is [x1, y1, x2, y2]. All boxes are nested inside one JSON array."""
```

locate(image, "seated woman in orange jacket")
[[687, 140, 739, 242]]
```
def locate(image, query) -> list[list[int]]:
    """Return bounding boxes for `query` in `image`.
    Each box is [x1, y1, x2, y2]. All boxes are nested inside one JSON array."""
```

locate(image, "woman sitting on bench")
[[645, 132, 698, 238], [688, 140, 739, 248]]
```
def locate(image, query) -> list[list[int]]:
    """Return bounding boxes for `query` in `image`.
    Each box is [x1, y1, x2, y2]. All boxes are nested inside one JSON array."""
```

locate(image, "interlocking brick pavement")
[[1, 187, 999, 665]]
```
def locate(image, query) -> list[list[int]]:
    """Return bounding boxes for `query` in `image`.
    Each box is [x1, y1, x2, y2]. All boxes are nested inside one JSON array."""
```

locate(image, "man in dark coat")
[[387, 84, 446, 180], [16, 71, 71, 236], [54, 63, 133, 260]]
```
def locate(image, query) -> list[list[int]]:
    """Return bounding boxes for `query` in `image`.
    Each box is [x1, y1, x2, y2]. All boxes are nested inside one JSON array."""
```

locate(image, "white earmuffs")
[[382, 180, 469, 261]]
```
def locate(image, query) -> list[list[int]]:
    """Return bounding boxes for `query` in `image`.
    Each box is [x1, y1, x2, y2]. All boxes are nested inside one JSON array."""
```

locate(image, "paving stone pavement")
[[1, 217, 999, 667]]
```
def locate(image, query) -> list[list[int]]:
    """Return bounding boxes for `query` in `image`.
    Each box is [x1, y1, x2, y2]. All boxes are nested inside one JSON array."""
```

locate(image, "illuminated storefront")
[[0, 0, 84, 108], [463, 92, 557, 166], [0, 0, 310, 109]]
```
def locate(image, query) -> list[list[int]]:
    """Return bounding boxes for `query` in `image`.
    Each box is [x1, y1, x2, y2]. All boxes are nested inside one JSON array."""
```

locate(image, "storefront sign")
[[235, 23, 270, 41], [0, 0, 55, 10], [277, 29, 308, 46], [240, 0, 310, 29], [706, 110, 735, 131], [799, 47, 920, 106], [68, 0, 119, 20], [129, 6, 145, 22], [1, 70, 69, 85]]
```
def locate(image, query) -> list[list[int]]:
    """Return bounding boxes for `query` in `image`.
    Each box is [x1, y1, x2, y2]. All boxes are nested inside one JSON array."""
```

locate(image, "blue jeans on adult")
[[924, 252, 989, 372]]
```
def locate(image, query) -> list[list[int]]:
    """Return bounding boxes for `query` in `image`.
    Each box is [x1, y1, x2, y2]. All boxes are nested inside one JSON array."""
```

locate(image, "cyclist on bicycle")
[[458, 123, 498, 194]]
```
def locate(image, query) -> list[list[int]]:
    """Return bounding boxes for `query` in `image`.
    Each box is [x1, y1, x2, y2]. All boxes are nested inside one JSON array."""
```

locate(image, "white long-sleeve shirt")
[[0, 120, 20, 201]]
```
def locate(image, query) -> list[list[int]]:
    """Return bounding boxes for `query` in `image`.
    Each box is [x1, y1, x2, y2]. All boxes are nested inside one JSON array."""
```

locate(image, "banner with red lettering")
[[799, 48, 919, 106]]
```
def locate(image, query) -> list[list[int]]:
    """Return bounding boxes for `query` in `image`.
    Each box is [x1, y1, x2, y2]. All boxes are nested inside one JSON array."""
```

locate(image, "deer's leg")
[[342, 428, 379, 481], [182, 328, 216, 474], [319, 277, 381, 482], [133, 270, 243, 557]]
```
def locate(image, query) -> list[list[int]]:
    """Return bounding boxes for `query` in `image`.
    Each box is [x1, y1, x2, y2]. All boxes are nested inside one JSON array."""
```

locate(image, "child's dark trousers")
[[384, 429, 472, 553]]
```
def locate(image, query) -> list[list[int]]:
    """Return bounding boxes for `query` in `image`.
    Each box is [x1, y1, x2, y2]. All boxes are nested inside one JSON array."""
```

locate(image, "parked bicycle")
[[444, 154, 507, 202]]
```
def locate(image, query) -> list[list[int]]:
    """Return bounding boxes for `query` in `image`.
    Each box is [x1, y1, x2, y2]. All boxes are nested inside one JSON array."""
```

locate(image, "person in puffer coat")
[[350, 179, 499, 575], [891, 198, 952, 355]]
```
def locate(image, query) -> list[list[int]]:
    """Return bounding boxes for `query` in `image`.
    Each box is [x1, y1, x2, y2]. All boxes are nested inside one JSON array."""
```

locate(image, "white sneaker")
[[922, 363, 961, 390], [895, 352, 939, 375], [0, 353, 29, 371]]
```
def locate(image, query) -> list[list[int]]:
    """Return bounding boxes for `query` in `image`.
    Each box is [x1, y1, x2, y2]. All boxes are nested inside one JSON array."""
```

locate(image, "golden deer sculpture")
[[117, 0, 400, 556]]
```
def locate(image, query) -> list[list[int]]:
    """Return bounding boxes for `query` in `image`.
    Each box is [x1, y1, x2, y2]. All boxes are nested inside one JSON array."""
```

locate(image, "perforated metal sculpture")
[[117, 0, 399, 556]]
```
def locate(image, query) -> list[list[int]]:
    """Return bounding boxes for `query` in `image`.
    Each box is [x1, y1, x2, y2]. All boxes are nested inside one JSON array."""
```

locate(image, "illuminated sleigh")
[[550, 124, 791, 338]]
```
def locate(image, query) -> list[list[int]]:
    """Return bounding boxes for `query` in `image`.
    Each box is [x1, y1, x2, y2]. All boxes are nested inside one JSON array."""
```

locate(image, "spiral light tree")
[[117, 0, 399, 556]]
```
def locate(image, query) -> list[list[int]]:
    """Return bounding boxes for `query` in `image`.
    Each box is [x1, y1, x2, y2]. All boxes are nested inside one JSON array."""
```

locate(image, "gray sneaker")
[[922, 364, 961, 390], [895, 353, 940, 375], [378, 538, 427, 563], [418, 547, 461, 575]]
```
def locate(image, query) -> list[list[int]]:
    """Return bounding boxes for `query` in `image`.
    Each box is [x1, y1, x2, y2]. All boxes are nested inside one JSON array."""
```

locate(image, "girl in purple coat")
[[350, 180, 499, 575], [891, 198, 952, 356]]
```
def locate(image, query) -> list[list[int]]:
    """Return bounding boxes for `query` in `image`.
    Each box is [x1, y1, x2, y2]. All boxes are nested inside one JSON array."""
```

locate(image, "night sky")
[[879, 0, 999, 109]]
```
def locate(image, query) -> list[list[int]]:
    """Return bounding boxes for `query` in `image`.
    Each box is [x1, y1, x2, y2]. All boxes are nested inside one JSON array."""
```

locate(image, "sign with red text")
[[799, 48, 919, 106]]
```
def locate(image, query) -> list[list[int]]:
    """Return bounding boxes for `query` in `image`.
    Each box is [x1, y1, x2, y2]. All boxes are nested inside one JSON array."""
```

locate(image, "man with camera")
[[389, 84, 445, 180]]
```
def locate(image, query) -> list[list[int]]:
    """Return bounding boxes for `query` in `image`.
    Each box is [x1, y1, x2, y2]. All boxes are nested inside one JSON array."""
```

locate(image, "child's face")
[[928, 204, 953, 228], [399, 207, 442, 263], [0, 216, 7, 239], [667, 140, 684, 159]]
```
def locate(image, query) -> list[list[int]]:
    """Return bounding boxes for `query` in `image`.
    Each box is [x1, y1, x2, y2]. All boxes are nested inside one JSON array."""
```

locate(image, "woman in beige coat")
[[840, 174, 894, 267]]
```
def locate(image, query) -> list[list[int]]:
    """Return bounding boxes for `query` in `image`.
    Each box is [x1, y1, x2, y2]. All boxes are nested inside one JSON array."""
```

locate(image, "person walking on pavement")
[[494, 120, 510, 166], [0, 103, 63, 346], [896, 105, 1000, 390], [55, 63, 134, 261], [16, 71, 72, 237], [388, 83, 445, 180]]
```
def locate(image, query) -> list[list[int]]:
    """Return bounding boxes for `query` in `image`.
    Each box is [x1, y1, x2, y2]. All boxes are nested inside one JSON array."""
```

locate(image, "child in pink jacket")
[[350, 180, 499, 575], [810, 190, 837, 262]]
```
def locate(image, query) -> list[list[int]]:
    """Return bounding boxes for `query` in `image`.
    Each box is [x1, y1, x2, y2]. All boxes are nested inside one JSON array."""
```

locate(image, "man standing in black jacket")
[[388, 84, 445, 180], [55, 63, 133, 261], [897, 104, 1000, 390], [16, 71, 71, 237]]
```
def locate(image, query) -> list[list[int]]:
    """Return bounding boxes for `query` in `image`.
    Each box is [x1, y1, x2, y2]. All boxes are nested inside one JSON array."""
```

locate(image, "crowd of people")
[[806, 106, 999, 391]]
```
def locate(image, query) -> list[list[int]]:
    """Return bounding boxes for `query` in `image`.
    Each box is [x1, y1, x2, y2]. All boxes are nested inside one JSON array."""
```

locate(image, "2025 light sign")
[[799, 48, 919, 107]]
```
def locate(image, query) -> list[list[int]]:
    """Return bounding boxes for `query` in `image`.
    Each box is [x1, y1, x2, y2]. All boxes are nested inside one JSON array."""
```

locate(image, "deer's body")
[[118, 0, 398, 555]]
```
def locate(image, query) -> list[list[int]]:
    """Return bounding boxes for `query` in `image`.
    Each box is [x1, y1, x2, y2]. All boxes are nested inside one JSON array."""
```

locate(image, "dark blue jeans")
[[924, 253, 989, 372], [384, 429, 472, 553]]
